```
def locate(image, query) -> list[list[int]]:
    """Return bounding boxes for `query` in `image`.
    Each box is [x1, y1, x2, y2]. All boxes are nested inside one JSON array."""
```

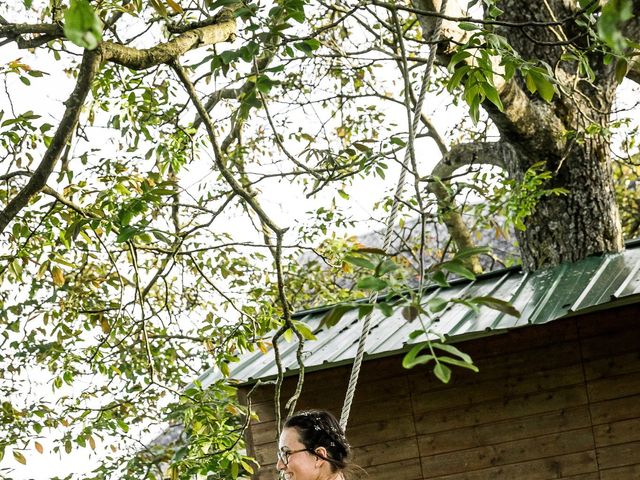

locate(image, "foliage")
[[1, 0, 639, 479], [63, 0, 103, 50]]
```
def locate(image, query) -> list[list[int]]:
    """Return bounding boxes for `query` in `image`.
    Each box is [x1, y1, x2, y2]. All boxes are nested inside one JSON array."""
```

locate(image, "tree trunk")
[[495, 0, 623, 269], [503, 129, 623, 270], [418, 0, 624, 270]]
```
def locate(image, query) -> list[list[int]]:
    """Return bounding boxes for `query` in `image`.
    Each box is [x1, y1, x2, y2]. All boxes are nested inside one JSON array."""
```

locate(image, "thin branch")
[[170, 60, 285, 236], [373, 0, 597, 29]]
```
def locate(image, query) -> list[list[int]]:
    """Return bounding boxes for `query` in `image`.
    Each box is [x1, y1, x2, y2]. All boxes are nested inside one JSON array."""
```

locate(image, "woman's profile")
[[276, 409, 364, 480]]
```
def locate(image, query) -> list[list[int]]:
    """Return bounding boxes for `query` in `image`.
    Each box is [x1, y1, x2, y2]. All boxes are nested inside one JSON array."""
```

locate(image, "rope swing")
[[338, 0, 450, 431]]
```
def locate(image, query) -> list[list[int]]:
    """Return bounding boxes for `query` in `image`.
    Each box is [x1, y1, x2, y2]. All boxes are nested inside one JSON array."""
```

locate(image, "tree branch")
[[170, 61, 285, 236], [410, 1, 567, 158], [429, 141, 509, 180], [424, 142, 512, 273], [0, 22, 64, 49], [0, 49, 101, 234], [101, 12, 236, 70]]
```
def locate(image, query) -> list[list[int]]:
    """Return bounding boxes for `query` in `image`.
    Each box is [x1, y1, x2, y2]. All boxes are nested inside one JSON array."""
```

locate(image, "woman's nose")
[[276, 457, 286, 471]]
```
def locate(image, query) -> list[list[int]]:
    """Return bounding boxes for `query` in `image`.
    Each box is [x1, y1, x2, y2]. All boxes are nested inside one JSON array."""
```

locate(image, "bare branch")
[[0, 171, 31, 182], [429, 141, 509, 180]]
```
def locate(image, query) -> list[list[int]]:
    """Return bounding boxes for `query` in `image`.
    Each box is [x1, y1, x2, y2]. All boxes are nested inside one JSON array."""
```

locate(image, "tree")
[[1, 0, 638, 478]]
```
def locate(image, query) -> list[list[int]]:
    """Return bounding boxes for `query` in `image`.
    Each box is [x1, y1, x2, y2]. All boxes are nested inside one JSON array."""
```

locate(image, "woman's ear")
[[314, 447, 329, 463]]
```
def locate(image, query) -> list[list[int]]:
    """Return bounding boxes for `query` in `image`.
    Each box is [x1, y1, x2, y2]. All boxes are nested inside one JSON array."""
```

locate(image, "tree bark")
[[415, 0, 624, 270]]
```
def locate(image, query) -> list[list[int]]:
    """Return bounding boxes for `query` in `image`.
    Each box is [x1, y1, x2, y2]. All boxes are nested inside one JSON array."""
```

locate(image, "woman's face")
[[276, 427, 319, 480]]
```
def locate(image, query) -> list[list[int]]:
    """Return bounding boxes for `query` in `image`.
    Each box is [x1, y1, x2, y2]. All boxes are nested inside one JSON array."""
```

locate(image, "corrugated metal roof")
[[199, 242, 640, 387]]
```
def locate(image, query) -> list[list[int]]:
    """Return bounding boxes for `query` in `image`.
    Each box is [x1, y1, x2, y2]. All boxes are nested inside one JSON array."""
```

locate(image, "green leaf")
[[402, 343, 435, 369], [389, 136, 406, 147], [408, 329, 425, 340], [116, 418, 129, 433], [453, 246, 491, 260], [471, 296, 521, 318], [427, 296, 448, 313], [615, 58, 628, 84], [353, 142, 371, 153], [294, 39, 321, 56], [377, 301, 393, 317], [434, 363, 452, 383], [431, 342, 473, 363], [63, 0, 103, 50], [436, 355, 479, 372], [525, 71, 537, 94], [458, 22, 478, 31], [256, 74, 277, 94], [240, 460, 254, 475], [448, 50, 471, 70], [344, 255, 376, 271], [376, 259, 399, 276], [13, 451, 26, 465], [319, 303, 357, 328], [447, 64, 470, 92], [597, 0, 633, 53], [356, 276, 388, 291], [358, 303, 374, 319], [441, 260, 476, 280], [219, 50, 238, 65], [283, 328, 294, 342], [468, 94, 480, 124], [530, 71, 555, 102], [292, 320, 316, 341], [116, 226, 138, 243], [431, 270, 449, 287], [480, 82, 503, 111]]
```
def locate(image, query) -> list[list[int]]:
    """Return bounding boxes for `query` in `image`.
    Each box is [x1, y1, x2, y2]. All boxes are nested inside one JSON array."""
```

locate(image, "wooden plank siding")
[[239, 303, 640, 479]]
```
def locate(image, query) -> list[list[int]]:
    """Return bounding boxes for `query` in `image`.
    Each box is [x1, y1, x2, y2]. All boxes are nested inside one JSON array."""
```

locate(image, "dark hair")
[[283, 410, 351, 472]]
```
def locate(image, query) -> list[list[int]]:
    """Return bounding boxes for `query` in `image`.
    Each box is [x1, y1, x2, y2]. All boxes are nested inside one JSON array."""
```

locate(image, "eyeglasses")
[[277, 448, 311, 466]]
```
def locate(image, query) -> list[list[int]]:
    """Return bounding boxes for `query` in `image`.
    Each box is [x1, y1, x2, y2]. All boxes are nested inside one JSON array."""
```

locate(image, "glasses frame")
[[277, 448, 312, 466]]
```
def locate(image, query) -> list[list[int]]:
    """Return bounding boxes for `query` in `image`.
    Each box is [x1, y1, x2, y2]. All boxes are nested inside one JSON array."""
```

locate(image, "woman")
[[276, 409, 363, 480]]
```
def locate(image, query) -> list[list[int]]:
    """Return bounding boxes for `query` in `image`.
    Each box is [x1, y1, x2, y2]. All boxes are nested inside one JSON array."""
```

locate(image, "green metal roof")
[[199, 241, 640, 386]]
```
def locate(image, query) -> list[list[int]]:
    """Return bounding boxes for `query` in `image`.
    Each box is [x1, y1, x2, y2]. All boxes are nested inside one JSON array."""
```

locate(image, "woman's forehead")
[[279, 427, 303, 449]]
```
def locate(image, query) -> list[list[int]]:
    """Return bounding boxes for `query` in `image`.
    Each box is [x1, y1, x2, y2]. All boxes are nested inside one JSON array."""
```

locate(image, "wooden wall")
[[240, 303, 640, 479]]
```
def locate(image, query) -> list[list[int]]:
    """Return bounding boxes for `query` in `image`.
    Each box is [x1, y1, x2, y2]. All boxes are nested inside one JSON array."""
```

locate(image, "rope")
[[339, 0, 450, 431]]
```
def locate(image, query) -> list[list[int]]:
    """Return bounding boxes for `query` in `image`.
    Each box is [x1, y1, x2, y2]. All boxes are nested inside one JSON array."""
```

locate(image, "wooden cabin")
[[200, 244, 640, 479]]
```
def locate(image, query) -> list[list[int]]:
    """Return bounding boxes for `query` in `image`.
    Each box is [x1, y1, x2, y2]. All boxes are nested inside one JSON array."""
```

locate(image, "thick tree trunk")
[[493, 0, 623, 269], [502, 133, 623, 269], [417, 0, 624, 270]]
